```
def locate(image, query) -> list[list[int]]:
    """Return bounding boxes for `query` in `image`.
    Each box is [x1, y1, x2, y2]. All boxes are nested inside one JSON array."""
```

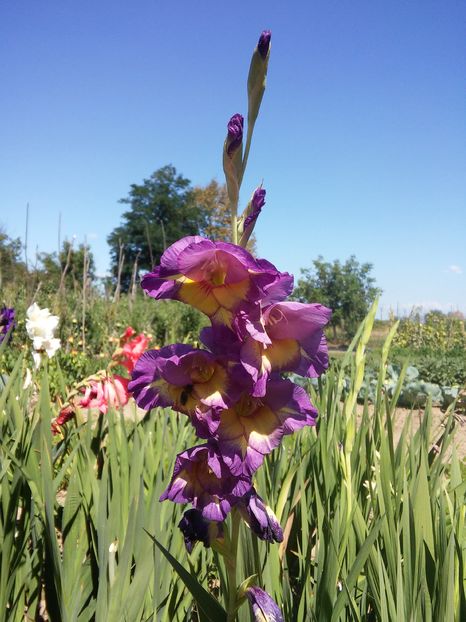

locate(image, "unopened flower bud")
[[257, 30, 272, 60], [239, 186, 266, 247], [226, 113, 244, 157], [223, 113, 244, 213], [246, 586, 284, 622], [244, 187, 266, 230], [239, 488, 283, 543], [178, 508, 223, 553]]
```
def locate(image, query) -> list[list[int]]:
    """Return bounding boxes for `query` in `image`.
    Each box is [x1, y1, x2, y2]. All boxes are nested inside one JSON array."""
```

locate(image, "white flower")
[[26, 303, 61, 363], [26, 303, 59, 341], [42, 337, 61, 358]]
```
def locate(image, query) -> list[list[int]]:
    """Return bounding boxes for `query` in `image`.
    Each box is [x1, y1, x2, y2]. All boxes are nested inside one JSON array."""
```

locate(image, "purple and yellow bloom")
[[246, 586, 284, 622], [0, 306, 15, 344], [226, 113, 244, 156], [238, 302, 331, 396], [141, 236, 285, 328], [257, 30, 272, 60], [128, 344, 245, 414], [239, 489, 283, 543], [160, 444, 252, 521], [178, 508, 224, 553], [213, 378, 317, 476]]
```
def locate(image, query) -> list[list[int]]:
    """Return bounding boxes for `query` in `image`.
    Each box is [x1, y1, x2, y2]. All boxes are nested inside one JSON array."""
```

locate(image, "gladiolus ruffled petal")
[[141, 237, 287, 328], [160, 444, 252, 521], [213, 378, 317, 476]]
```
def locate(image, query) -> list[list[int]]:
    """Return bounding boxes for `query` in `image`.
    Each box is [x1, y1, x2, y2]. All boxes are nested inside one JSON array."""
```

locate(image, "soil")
[[355, 404, 466, 459]]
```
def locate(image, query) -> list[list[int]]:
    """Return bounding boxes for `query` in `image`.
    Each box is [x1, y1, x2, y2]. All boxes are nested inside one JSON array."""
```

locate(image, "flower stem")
[[231, 212, 238, 245], [226, 509, 241, 621]]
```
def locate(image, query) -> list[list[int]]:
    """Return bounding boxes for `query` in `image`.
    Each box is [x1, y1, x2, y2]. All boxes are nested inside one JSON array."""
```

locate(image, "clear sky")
[[1, 0, 465, 317]]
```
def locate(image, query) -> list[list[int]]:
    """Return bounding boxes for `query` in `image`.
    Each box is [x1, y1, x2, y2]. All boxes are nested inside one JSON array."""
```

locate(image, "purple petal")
[[141, 269, 181, 300], [214, 379, 316, 476], [226, 113, 244, 156], [265, 302, 332, 341], [200, 325, 241, 357], [128, 349, 173, 409], [293, 332, 330, 378], [159, 235, 206, 274], [238, 489, 283, 543], [240, 338, 271, 397], [263, 379, 317, 431], [246, 586, 284, 622], [178, 509, 223, 553], [160, 444, 252, 520], [243, 187, 266, 231]]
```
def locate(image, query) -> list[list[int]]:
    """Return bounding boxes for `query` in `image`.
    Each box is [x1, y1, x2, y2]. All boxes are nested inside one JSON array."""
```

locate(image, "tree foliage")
[[292, 255, 380, 339], [192, 180, 231, 242], [191, 180, 257, 254], [0, 228, 25, 290], [38, 240, 96, 292], [107, 166, 207, 290]]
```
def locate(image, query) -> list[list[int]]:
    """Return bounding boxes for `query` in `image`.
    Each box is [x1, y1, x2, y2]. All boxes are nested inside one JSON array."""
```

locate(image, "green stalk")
[[239, 123, 254, 188], [226, 509, 241, 621], [231, 211, 238, 246]]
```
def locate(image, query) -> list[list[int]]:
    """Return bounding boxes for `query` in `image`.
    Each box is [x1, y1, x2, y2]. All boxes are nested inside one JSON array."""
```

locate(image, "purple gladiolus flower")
[[213, 378, 317, 476], [238, 302, 331, 396], [257, 30, 272, 60], [0, 306, 15, 344], [160, 444, 252, 521], [128, 344, 246, 415], [178, 508, 223, 553], [246, 586, 284, 622], [239, 489, 283, 543], [226, 113, 244, 156], [141, 236, 286, 328]]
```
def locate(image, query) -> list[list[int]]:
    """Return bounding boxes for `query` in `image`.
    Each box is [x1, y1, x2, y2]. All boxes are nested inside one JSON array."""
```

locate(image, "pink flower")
[[113, 326, 151, 373], [79, 373, 129, 414], [52, 372, 130, 434]]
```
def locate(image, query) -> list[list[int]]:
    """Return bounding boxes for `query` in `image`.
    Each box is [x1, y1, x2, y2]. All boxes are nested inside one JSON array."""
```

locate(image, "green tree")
[[0, 228, 26, 291], [38, 240, 95, 292], [107, 165, 207, 290], [292, 255, 380, 339], [191, 180, 257, 253]]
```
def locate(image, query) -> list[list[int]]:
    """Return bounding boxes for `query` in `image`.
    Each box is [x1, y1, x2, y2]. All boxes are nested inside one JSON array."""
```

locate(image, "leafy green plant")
[[394, 311, 466, 351], [1, 305, 464, 621]]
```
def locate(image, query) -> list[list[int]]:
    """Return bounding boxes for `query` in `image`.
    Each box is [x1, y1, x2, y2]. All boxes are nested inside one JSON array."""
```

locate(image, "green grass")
[[0, 310, 465, 621]]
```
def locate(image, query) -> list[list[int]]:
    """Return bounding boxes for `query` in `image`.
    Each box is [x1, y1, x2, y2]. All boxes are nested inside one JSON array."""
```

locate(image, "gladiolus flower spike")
[[128, 29, 331, 621], [132, 233, 330, 520]]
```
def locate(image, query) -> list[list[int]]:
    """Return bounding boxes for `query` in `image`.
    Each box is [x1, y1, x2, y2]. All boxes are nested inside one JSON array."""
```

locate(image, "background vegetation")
[[0, 306, 464, 621]]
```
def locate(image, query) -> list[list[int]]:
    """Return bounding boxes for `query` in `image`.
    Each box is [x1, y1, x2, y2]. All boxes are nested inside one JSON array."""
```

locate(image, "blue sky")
[[1, 0, 465, 316]]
